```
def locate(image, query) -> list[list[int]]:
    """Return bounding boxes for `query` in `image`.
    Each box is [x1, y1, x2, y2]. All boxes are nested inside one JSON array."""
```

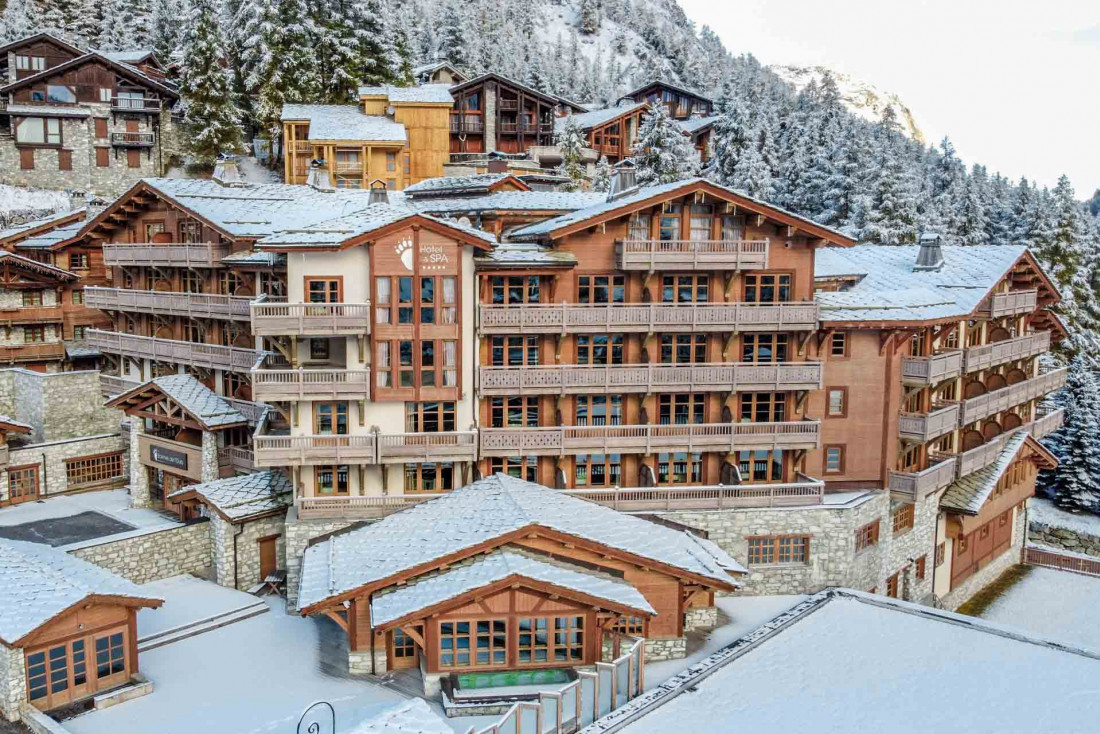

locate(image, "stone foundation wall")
[[7, 433, 128, 500], [347, 649, 384, 678], [1028, 521, 1100, 558], [283, 507, 362, 609], [881, 491, 940, 603], [644, 637, 686, 662], [69, 520, 211, 584], [684, 605, 718, 632], [940, 507, 1026, 611], [210, 513, 286, 590], [0, 369, 123, 443], [0, 642, 26, 722]]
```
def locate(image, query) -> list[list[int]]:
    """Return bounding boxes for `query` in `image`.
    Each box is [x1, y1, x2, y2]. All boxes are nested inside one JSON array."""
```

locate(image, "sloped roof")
[[403, 173, 529, 197], [450, 73, 560, 105], [0, 50, 177, 98], [677, 115, 720, 135], [412, 60, 463, 79], [167, 470, 292, 521], [941, 432, 1057, 515], [0, 208, 85, 246], [475, 241, 577, 268], [0, 539, 161, 645], [621, 79, 713, 105], [0, 250, 79, 281], [555, 102, 648, 133], [357, 84, 454, 104], [815, 244, 1032, 323], [414, 190, 606, 215], [0, 415, 33, 434], [298, 473, 744, 611], [16, 219, 86, 249], [0, 32, 84, 58], [280, 104, 407, 143], [255, 203, 497, 248], [99, 49, 156, 64], [371, 548, 656, 627], [348, 699, 451, 734], [107, 374, 247, 429]]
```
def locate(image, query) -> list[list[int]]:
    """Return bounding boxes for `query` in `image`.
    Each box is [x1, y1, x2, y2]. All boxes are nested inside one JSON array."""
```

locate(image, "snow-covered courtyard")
[[980, 566, 1100, 651]]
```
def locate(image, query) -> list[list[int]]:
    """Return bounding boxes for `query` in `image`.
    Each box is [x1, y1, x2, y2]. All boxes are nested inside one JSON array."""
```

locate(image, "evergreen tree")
[[436, 0, 468, 70], [861, 109, 920, 244], [1043, 356, 1100, 514], [179, 0, 245, 164], [632, 102, 696, 187], [0, 0, 40, 43], [955, 172, 990, 246], [579, 0, 599, 34], [555, 115, 587, 192], [591, 158, 613, 193], [149, 0, 186, 64]]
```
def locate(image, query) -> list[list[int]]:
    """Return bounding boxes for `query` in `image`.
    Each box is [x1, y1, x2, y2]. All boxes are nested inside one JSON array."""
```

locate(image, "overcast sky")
[[678, 0, 1100, 198]]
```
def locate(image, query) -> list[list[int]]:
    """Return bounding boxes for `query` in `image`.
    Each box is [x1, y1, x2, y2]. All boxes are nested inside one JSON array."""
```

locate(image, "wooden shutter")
[[19, 148, 34, 170], [127, 149, 140, 168], [94, 118, 108, 138], [95, 147, 109, 167], [58, 149, 72, 170], [125, 118, 139, 133]]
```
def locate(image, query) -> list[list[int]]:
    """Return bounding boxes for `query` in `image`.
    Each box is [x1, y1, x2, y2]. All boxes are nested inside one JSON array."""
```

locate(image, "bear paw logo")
[[395, 239, 414, 271]]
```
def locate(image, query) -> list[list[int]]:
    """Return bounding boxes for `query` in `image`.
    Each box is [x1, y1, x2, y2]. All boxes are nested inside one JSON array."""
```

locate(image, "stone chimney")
[[306, 160, 335, 192], [487, 158, 509, 174], [212, 154, 245, 187], [368, 180, 390, 205], [607, 162, 638, 201], [914, 232, 944, 271], [86, 195, 110, 220]]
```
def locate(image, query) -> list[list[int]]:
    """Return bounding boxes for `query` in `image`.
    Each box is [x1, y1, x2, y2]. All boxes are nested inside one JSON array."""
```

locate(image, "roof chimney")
[[914, 233, 944, 271], [607, 162, 638, 201], [306, 160, 334, 192], [368, 180, 390, 205], [487, 159, 509, 174], [212, 154, 245, 187]]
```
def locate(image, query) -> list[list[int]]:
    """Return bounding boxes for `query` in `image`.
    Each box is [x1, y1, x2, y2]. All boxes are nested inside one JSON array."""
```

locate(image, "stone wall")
[[69, 520, 212, 584], [940, 507, 1026, 611], [7, 433, 128, 499], [1028, 516, 1100, 558], [284, 506, 361, 609], [209, 513, 286, 590], [683, 606, 718, 632], [0, 369, 124, 444], [0, 642, 26, 722], [644, 637, 686, 662]]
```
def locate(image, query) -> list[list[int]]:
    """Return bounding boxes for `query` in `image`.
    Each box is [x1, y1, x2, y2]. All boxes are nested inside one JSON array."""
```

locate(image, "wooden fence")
[[1024, 545, 1100, 577]]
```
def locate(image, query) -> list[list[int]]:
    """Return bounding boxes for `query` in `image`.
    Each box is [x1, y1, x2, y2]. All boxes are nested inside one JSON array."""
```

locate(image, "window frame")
[[892, 502, 915, 535], [824, 444, 845, 474], [826, 387, 847, 418], [855, 520, 880, 552], [743, 272, 792, 303], [745, 535, 811, 566], [829, 332, 849, 359]]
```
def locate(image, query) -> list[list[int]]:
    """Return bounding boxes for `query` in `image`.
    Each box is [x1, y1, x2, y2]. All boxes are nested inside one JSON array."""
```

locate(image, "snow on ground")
[[64, 596, 410, 734], [165, 156, 282, 184], [1029, 497, 1100, 537], [0, 489, 173, 531], [136, 575, 260, 638], [980, 566, 1100, 651], [620, 596, 1100, 733], [0, 183, 70, 217]]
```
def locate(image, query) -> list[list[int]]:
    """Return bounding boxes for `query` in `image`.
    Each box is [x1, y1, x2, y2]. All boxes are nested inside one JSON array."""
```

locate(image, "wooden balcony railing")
[[0, 305, 64, 325], [959, 369, 1067, 426], [901, 350, 963, 387], [898, 402, 959, 443], [110, 131, 156, 147], [479, 420, 820, 457], [478, 302, 819, 334], [617, 239, 769, 271], [224, 397, 268, 425], [217, 446, 255, 474], [950, 407, 1065, 479], [87, 329, 261, 373], [963, 331, 1051, 373], [333, 161, 362, 174], [99, 374, 139, 397], [85, 287, 253, 321], [102, 242, 231, 268], [251, 365, 370, 401], [449, 117, 485, 134], [498, 99, 519, 111], [253, 434, 377, 467], [290, 141, 313, 154], [479, 361, 823, 396], [376, 431, 479, 463], [111, 96, 161, 111], [0, 342, 66, 364], [979, 289, 1038, 318], [296, 493, 445, 520], [888, 457, 958, 501], [561, 480, 825, 512], [250, 302, 371, 336]]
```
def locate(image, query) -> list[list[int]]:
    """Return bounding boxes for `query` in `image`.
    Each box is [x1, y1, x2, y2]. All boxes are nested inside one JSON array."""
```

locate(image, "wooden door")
[[26, 636, 91, 710], [388, 628, 420, 670], [258, 536, 278, 581], [8, 465, 40, 505]]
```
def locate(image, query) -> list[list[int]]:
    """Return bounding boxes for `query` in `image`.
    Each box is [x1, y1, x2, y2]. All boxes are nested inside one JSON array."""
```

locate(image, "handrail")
[[85, 286, 253, 320]]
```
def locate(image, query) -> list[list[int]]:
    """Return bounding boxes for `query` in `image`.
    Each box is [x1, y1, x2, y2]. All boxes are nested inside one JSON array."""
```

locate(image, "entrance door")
[[8, 465, 40, 505], [26, 637, 91, 710], [388, 628, 420, 670], [258, 536, 278, 582]]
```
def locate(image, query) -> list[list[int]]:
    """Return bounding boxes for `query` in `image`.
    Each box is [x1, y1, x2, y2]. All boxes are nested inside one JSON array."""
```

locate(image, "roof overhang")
[[71, 180, 237, 247], [0, 33, 84, 59], [0, 210, 85, 248], [0, 51, 178, 99], [105, 380, 247, 431], [7, 593, 163, 648], [257, 214, 495, 253]]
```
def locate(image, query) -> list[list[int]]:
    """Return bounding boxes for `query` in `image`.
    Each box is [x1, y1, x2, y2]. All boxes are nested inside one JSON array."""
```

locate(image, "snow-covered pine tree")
[[0, 0, 40, 44], [555, 115, 588, 192], [709, 83, 752, 187], [40, 0, 82, 42], [313, 0, 363, 103], [179, 0, 245, 164], [1043, 356, 1100, 514], [632, 101, 696, 187], [149, 0, 186, 66], [436, 0, 468, 71], [955, 170, 990, 246], [579, 0, 599, 35], [591, 158, 613, 193], [861, 108, 920, 245]]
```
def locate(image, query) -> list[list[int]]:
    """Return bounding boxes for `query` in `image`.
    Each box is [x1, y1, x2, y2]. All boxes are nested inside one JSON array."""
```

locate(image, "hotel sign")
[[138, 434, 203, 480], [151, 444, 187, 471]]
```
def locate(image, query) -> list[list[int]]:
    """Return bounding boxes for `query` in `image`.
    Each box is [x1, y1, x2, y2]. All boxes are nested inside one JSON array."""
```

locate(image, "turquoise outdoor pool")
[[457, 669, 571, 690]]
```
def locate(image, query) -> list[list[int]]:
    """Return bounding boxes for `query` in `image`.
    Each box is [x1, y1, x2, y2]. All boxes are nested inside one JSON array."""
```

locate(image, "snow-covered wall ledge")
[[1028, 498, 1100, 559]]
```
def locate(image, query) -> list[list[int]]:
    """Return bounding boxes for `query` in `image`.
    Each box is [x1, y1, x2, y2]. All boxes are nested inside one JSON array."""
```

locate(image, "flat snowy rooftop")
[[0, 489, 176, 536], [981, 566, 1100, 651], [621, 592, 1100, 733]]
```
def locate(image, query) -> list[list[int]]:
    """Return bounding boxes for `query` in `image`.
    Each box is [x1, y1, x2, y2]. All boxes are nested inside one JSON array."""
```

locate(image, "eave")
[[7, 593, 163, 648]]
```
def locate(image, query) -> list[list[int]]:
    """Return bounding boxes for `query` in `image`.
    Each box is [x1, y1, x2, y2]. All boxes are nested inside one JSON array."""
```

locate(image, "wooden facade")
[[621, 81, 713, 120], [449, 74, 561, 156]]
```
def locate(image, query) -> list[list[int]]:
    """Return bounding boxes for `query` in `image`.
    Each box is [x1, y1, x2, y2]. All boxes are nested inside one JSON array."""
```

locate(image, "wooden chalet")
[[413, 60, 467, 85], [0, 251, 82, 369], [558, 102, 649, 163], [620, 81, 713, 120], [449, 74, 562, 155]]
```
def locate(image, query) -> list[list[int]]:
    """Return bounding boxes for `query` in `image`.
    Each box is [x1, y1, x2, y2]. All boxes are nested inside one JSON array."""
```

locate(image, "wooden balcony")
[[217, 446, 254, 474], [102, 243, 231, 268], [959, 369, 1067, 426], [561, 480, 825, 512], [479, 420, 820, 457], [449, 117, 484, 134], [253, 433, 377, 467], [498, 99, 519, 111], [478, 361, 823, 396], [333, 161, 363, 174], [478, 302, 819, 335], [0, 342, 66, 363], [250, 302, 371, 337], [85, 287, 253, 321], [978, 289, 1038, 318], [110, 131, 155, 147], [951, 407, 1065, 480], [0, 305, 64, 325], [224, 397, 268, 425], [296, 494, 444, 520], [963, 331, 1051, 373], [617, 239, 769, 271], [289, 141, 313, 154], [898, 403, 959, 443], [888, 457, 957, 501], [251, 365, 370, 401], [111, 97, 161, 112], [901, 350, 963, 387], [87, 330, 261, 373], [376, 431, 479, 464], [99, 374, 139, 397]]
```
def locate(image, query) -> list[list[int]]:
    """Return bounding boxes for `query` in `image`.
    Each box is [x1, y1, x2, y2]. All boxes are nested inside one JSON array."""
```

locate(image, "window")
[[306, 277, 341, 303], [314, 402, 348, 435], [309, 339, 330, 361], [824, 445, 844, 473], [23, 326, 45, 343], [830, 332, 848, 357], [490, 397, 539, 428], [99, 88, 112, 102], [659, 333, 706, 364], [72, 325, 87, 339], [855, 520, 880, 552], [935, 542, 946, 567], [578, 275, 624, 304], [335, 149, 360, 168], [742, 333, 788, 363], [32, 56, 46, 71], [15, 55, 28, 70], [490, 335, 539, 366], [65, 452, 124, 488], [576, 395, 621, 426], [721, 215, 746, 240], [393, 628, 416, 661], [660, 393, 704, 424], [657, 452, 702, 485], [575, 454, 620, 487], [15, 117, 61, 145], [627, 214, 651, 240], [403, 153, 410, 175], [315, 465, 350, 495], [886, 573, 900, 598], [115, 92, 145, 109], [22, 291, 42, 307], [220, 270, 241, 294], [406, 401, 455, 433], [892, 503, 915, 534], [490, 275, 540, 304], [179, 220, 203, 243], [826, 388, 846, 417], [95, 147, 109, 167], [518, 616, 584, 664], [738, 449, 784, 483], [94, 632, 125, 678], [746, 536, 810, 565], [386, 151, 396, 171], [69, 253, 89, 269], [576, 334, 623, 365], [611, 616, 646, 636], [420, 277, 435, 324], [658, 205, 681, 241], [46, 85, 76, 103], [404, 462, 454, 492], [490, 456, 537, 483], [688, 204, 713, 240], [661, 275, 708, 303], [744, 273, 792, 303], [915, 555, 927, 580], [181, 270, 202, 294], [439, 619, 507, 668], [739, 392, 785, 423]]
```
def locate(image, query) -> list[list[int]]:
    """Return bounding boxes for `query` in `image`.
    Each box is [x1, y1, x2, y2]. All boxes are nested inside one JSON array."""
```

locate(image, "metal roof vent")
[[914, 232, 944, 271], [212, 154, 246, 187], [368, 180, 390, 205], [306, 160, 334, 192], [607, 163, 638, 202]]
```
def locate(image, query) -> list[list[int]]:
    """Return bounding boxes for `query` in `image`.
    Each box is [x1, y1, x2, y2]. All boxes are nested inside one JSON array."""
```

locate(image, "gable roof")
[[167, 470, 292, 522], [449, 73, 561, 106], [412, 60, 466, 82], [941, 432, 1058, 515], [677, 115, 720, 135], [357, 83, 454, 105], [298, 473, 743, 612], [280, 104, 407, 143], [403, 173, 531, 198], [621, 80, 713, 105], [509, 178, 855, 245], [106, 374, 248, 430], [0, 539, 162, 645], [0, 50, 178, 98], [475, 241, 577, 269], [0, 208, 86, 248], [555, 102, 649, 133], [371, 548, 656, 628], [0, 250, 79, 281], [0, 33, 84, 59], [0, 415, 33, 436]]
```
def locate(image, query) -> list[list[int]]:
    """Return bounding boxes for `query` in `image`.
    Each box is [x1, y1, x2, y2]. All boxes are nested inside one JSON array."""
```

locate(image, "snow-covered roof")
[[555, 102, 648, 133], [619, 590, 1100, 734], [256, 203, 497, 248], [280, 104, 407, 143], [403, 173, 524, 197], [0, 208, 84, 244], [0, 250, 78, 280], [509, 177, 852, 242], [941, 432, 1055, 515], [620, 79, 713, 105], [2, 104, 90, 117], [412, 61, 461, 78], [475, 241, 577, 267], [64, 340, 100, 359], [219, 250, 285, 267], [98, 49, 155, 64], [815, 244, 1029, 322], [111, 374, 247, 429], [371, 548, 656, 627], [0, 414, 33, 434], [16, 219, 86, 249], [298, 473, 743, 610], [357, 84, 454, 105], [167, 470, 292, 521], [0, 51, 177, 97], [414, 190, 606, 215], [348, 699, 451, 734], [0, 539, 161, 644], [677, 115, 719, 135]]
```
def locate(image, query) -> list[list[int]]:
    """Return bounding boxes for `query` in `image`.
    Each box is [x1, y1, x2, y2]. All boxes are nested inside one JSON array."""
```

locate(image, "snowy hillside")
[[773, 65, 925, 142]]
